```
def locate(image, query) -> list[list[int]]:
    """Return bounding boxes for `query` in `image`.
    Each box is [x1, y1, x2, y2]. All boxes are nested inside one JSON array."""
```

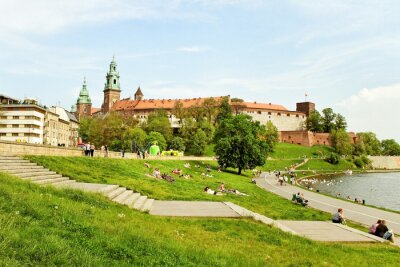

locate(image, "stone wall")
[[244, 111, 306, 131], [0, 140, 213, 161], [369, 156, 400, 169]]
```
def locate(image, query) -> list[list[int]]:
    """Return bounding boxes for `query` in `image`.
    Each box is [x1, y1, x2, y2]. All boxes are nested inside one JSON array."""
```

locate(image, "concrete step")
[[123, 193, 141, 206], [0, 159, 30, 163], [50, 179, 76, 186], [6, 168, 50, 174], [0, 162, 37, 166], [140, 198, 154, 212], [17, 171, 56, 178], [100, 185, 120, 195], [107, 187, 127, 200], [133, 195, 148, 210], [0, 156, 18, 159], [112, 190, 133, 204], [0, 165, 44, 170], [34, 177, 70, 185], [22, 174, 63, 181]]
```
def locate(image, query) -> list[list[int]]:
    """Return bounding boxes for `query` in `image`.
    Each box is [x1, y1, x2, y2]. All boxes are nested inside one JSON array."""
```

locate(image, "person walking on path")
[[85, 142, 91, 157], [104, 145, 108, 157], [90, 143, 95, 157], [332, 208, 345, 224]]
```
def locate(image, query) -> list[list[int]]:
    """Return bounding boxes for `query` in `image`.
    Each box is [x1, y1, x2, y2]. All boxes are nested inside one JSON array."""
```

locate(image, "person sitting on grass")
[[184, 163, 191, 168], [332, 208, 345, 224], [152, 168, 161, 179], [295, 192, 308, 206], [204, 186, 223, 196], [219, 183, 226, 192], [375, 220, 395, 242], [369, 219, 382, 235]]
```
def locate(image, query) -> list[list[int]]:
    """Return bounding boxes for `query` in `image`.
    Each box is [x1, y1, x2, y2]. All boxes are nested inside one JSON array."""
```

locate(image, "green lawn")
[[26, 156, 327, 221], [270, 143, 334, 159], [1, 172, 399, 266]]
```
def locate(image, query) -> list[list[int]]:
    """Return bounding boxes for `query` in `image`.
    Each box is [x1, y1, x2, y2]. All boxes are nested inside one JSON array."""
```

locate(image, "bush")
[[168, 137, 186, 152], [145, 132, 167, 151], [353, 155, 371, 168], [325, 153, 340, 165]]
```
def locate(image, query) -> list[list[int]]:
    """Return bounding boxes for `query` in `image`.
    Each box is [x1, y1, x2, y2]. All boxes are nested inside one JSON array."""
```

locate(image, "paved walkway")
[[276, 221, 384, 242], [150, 201, 241, 217], [256, 173, 400, 235]]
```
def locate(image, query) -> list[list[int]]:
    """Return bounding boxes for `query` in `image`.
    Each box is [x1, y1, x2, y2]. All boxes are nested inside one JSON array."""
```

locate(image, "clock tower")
[[102, 56, 121, 113]]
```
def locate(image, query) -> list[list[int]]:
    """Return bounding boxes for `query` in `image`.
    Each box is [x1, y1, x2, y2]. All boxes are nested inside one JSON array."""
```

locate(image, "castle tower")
[[102, 56, 121, 113], [296, 102, 315, 116], [134, 86, 143, 100], [75, 77, 92, 119]]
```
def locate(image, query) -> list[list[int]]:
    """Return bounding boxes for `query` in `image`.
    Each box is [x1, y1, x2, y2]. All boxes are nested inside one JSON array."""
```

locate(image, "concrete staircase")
[[0, 156, 154, 212]]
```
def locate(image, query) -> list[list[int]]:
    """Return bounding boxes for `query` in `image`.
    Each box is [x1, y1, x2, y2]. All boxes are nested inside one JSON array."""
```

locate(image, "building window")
[[277, 113, 281, 116], [257, 111, 262, 114], [84, 107, 87, 114], [13, 116, 19, 119], [296, 114, 299, 118], [12, 133, 18, 137], [287, 114, 290, 117], [113, 79, 116, 84], [268, 112, 271, 115]]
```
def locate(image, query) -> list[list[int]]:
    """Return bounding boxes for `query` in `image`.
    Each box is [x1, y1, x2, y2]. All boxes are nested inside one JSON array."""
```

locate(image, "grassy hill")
[[26, 156, 326, 221], [270, 143, 334, 159], [1, 169, 399, 266]]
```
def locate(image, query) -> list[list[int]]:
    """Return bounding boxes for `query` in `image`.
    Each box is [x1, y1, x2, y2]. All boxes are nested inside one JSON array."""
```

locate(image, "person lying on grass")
[[204, 186, 223, 196], [172, 169, 183, 175], [219, 183, 249, 196]]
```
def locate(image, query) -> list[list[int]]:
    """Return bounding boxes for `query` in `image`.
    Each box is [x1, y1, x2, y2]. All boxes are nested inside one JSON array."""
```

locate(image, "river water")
[[300, 172, 400, 212]]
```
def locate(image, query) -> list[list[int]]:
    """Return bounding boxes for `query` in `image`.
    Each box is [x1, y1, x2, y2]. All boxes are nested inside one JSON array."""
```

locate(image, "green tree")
[[334, 113, 347, 130], [260, 121, 279, 153], [198, 120, 215, 143], [172, 100, 186, 125], [330, 129, 354, 156], [202, 97, 218, 124], [77, 117, 93, 142], [214, 114, 269, 175], [190, 129, 208, 156], [145, 131, 167, 151], [321, 108, 336, 132], [305, 111, 323, 132], [169, 137, 186, 152], [358, 132, 381, 155], [145, 110, 172, 141], [216, 97, 232, 124], [352, 137, 366, 156], [127, 128, 147, 152], [381, 139, 400, 156]]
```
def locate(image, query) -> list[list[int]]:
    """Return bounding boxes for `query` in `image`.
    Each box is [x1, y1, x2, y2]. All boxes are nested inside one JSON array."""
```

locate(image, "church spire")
[[77, 77, 92, 104], [104, 56, 120, 92]]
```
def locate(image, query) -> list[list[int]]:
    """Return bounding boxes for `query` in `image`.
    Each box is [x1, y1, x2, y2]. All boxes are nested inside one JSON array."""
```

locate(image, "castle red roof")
[[232, 101, 288, 111], [112, 96, 226, 111], [91, 108, 101, 114]]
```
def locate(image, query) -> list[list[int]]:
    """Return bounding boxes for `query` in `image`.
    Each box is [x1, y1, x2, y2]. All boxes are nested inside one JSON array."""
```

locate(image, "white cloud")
[[338, 83, 400, 142]]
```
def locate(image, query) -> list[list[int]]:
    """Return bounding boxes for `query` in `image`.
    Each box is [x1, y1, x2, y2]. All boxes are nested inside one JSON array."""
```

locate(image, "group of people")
[[369, 219, 395, 242], [332, 208, 395, 243], [83, 142, 95, 157]]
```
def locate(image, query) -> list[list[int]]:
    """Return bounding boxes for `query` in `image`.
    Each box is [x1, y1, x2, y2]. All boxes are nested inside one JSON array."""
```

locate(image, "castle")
[[72, 57, 334, 146]]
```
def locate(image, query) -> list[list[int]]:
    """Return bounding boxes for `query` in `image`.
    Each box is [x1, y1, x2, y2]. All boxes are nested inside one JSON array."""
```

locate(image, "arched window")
[[83, 107, 87, 113]]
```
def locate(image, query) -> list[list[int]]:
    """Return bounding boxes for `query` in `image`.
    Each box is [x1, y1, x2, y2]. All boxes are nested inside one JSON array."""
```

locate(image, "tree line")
[[305, 108, 400, 157]]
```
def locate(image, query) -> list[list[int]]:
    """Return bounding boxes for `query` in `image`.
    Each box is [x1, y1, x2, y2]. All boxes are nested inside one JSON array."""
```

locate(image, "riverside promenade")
[[256, 173, 400, 237]]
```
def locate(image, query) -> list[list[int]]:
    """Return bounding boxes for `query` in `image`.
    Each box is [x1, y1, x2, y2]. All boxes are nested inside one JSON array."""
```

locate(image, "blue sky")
[[1, 0, 399, 141]]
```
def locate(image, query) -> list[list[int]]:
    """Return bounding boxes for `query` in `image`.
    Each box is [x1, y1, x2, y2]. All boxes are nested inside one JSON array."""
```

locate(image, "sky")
[[0, 0, 399, 141]]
